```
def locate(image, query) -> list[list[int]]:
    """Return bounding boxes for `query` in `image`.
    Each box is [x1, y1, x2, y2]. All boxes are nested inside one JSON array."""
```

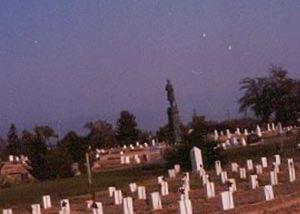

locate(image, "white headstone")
[[250, 175, 259, 189], [274, 154, 281, 165], [288, 158, 296, 182], [178, 199, 193, 214], [120, 156, 126, 164], [264, 185, 274, 201], [202, 174, 209, 186], [31, 204, 41, 214], [91, 202, 103, 214], [221, 171, 228, 183], [60, 199, 70, 214], [129, 183, 137, 193], [221, 191, 234, 210], [247, 159, 254, 171], [137, 186, 147, 200], [231, 163, 239, 172], [168, 169, 176, 178], [239, 168, 247, 179], [114, 190, 123, 205], [190, 147, 203, 171], [214, 130, 219, 141], [174, 164, 181, 174], [270, 171, 278, 185], [241, 138, 247, 146], [256, 125, 262, 137], [226, 129, 232, 138], [261, 157, 268, 168], [255, 165, 263, 175], [215, 161, 222, 176], [160, 181, 169, 196], [157, 176, 164, 184], [206, 182, 215, 198], [150, 192, 162, 210], [271, 123, 276, 131], [227, 178, 237, 192], [42, 195, 51, 209], [244, 129, 249, 136], [123, 197, 134, 214], [267, 124, 271, 131], [2, 209, 12, 214], [108, 186, 116, 197]]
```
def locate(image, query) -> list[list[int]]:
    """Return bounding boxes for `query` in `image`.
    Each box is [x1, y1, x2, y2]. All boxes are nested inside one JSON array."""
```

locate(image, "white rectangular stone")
[[108, 186, 116, 197], [246, 159, 254, 171], [129, 183, 137, 193], [215, 161, 222, 176], [160, 181, 169, 196], [221, 171, 228, 183], [114, 190, 123, 205], [174, 164, 181, 174], [264, 185, 274, 201], [31, 204, 41, 214], [231, 162, 239, 172], [221, 191, 234, 210], [137, 186, 146, 200], [250, 175, 259, 189], [190, 147, 203, 171], [227, 178, 237, 192], [239, 168, 246, 179], [270, 171, 278, 185], [123, 197, 134, 214], [150, 192, 162, 210], [274, 154, 281, 165], [206, 182, 215, 198], [255, 165, 263, 175], [178, 199, 193, 214], [42, 195, 51, 209], [168, 169, 176, 178], [2, 210, 12, 214], [60, 199, 70, 214], [288, 158, 296, 182], [261, 157, 268, 168]]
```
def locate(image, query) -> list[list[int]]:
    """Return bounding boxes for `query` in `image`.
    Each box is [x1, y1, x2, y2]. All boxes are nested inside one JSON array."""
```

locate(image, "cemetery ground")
[[1, 132, 300, 213]]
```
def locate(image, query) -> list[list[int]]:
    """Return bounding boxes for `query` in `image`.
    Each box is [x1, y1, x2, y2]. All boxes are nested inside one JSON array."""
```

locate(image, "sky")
[[0, 0, 299, 136]]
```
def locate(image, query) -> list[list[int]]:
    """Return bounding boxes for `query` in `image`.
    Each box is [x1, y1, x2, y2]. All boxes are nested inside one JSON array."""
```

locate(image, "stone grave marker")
[[114, 190, 123, 205], [178, 199, 193, 214], [261, 157, 268, 168], [123, 197, 134, 214], [288, 158, 296, 182], [31, 204, 41, 214], [150, 192, 162, 210], [190, 147, 203, 172], [137, 186, 146, 200], [263, 185, 274, 201], [206, 182, 215, 198], [221, 191, 234, 210], [42, 195, 51, 209]]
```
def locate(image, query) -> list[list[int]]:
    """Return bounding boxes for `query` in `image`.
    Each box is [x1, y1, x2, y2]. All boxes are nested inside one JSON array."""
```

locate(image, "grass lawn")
[[0, 164, 164, 208]]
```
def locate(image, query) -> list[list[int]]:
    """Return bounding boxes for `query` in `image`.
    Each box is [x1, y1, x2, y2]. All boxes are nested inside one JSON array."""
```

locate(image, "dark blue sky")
[[0, 1, 299, 136]]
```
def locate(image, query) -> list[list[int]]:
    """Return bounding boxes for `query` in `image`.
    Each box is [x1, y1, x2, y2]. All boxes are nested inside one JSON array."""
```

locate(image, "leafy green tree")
[[165, 115, 224, 170], [84, 120, 116, 148], [6, 124, 22, 156], [239, 65, 300, 125], [116, 110, 140, 145]]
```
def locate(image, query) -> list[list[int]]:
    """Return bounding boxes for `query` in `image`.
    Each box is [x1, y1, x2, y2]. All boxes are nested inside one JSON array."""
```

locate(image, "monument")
[[165, 80, 182, 144]]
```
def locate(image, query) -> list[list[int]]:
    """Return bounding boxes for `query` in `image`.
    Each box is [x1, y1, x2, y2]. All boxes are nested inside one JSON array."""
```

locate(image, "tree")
[[6, 124, 22, 156], [84, 120, 116, 148], [116, 110, 140, 146], [239, 65, 300, 125], [165, 115, 224, 170]]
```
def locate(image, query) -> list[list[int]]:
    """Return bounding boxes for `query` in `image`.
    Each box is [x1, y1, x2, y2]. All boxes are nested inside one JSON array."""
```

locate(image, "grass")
[[0, 164, 164, 208]]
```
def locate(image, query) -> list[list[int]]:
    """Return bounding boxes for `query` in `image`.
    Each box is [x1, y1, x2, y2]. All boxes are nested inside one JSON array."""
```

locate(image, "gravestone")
[[255, 165, 263, 175], [221, 191, 234, 210], [274, 154, 281, 165], [221, 171, 228, 183], [270, 171, 278, 185], [231, 163, 239, 172], [123, 197, 134, 214], [60, 199, 70, 214], [288, 158, 296, 182], [157, 176, 164, 184], [246, 159, 254, 171], [227, 178, 237, 192], [160, 181, 169, 196], [250, 175, 259, 189], [202, 174, 209, 186], [31, 204, 41, 214], [42, 195, 51, 209], [129, 183, 137, 193], [2, 209, 13, 214], [137, 186, 147, 200], [114, 190, 123, 205], [190, 147, 203, 172], [108, 186, 116, 197], [168, 169, 176, 178], [261, 157, 268, 168], [215, 161, 222, 176], [264, 185, 274, 201], [150, 192, 162, 210], [206, 182, 215, 198], [91, 202, 103, 214], [174, 164, 181, 174], [239, 168, 247, 179], [178, 199, 193, 214]]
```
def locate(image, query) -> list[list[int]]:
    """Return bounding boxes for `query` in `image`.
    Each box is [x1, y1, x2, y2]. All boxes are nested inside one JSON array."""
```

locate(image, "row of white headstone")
[[120, 154, 141, 164]]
